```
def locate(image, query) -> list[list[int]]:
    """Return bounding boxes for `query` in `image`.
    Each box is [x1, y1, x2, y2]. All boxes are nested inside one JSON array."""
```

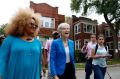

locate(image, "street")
[[41, 66, 120, 79], [76, 66, 120, 79]]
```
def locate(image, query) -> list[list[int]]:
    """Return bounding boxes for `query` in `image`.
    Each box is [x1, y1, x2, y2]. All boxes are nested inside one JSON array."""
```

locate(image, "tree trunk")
[[112, 29, 118, 59], [104, 14, 119, 59]]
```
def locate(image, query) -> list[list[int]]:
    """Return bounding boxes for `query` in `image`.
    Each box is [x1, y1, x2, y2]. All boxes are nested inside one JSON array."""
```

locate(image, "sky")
[[0, 0, 105, 25]]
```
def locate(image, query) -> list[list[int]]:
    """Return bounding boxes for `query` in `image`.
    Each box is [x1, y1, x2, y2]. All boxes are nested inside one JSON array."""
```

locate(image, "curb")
[[108, 64, 120, 67], [76, 64, 120, 70]]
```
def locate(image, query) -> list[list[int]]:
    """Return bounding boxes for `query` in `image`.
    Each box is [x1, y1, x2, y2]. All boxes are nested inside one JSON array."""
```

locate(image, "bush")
[[75, 50, 86, 63]]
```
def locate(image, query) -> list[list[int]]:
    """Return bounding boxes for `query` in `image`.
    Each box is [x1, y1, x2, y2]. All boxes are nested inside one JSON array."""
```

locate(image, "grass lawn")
[[75, 59, 120, 69], [107, 59, 120, 65]]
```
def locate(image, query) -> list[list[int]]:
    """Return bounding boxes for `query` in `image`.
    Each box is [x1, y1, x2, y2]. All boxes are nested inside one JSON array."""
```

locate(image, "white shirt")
[[44, 39, 53, 70], [86, 41, 97, 57], [65, 46, 70, 63], [92, 45, 108, 67]]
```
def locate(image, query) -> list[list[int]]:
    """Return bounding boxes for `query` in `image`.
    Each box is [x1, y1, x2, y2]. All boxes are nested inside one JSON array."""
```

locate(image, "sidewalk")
[[41, 66, 120, 79]]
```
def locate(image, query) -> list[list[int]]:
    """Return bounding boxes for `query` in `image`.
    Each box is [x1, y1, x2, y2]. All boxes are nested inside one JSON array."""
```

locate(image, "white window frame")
[[74, 23, 81, 34], [41, 16, 55, 28], [77, 23, 81, 33], [92, 25, 96, 34], [45, 22, 49, 28], [118, 41, 120, 50], [83, 24, 96, 34], [75, 40, 81, 50], [105, 29, 112, 37], [106, 42, 114, 50], [74, 25, 77, 34], [118, 30, 120, 37]]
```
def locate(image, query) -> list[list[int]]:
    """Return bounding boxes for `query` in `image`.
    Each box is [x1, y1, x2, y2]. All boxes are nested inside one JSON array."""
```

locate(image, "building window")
[[106, 42, 114, 50], [110, 30, 112, 36], [118, 30, 120, 37], [105, 30, 109, 37], [118, 42, 120, 50], [45, 22, 49, 27], [51, 18, 54, 28], [83, 24, 87, 32], [78, 24, 81, 33], [74, 25, 77, 34], [83, 24, 96, 33], [105, 29, 112, 37], [75, 40, 81, 50], [93, 26, 96, 33], [87, 24, 92, 33], [74, 23, 81, 34], [41, 16, 55, 28], [41, 20, 44, 27]]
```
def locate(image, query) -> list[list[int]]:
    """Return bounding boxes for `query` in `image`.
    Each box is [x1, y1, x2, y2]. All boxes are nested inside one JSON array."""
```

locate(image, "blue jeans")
[[85, 59, 93, 79], [93, 65, 106, 79]]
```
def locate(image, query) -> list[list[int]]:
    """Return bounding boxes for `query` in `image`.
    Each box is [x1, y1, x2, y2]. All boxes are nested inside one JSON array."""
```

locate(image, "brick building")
[[72, 15, 98, 50], [30, 1, 65, 46]]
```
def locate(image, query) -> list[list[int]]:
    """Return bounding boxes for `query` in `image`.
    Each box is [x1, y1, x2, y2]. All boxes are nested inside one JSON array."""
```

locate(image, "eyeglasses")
[[98, 39, 104, 40], [61, 28, 70, 30], [29, 22, 38, 29], [91, 37, 96, 38]]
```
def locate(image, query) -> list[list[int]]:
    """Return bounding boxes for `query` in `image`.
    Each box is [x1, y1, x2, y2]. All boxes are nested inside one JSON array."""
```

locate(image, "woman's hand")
[[105, 54, 112, 59], [105, 54, 112, 57], [95, 54, 112, 58], [54, 76, 59, 79], [92, 55, 106, 58], [42, 66, 46, 74]]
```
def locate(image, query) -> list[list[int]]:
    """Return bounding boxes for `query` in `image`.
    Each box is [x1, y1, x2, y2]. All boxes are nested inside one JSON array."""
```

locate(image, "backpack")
[[95, 44, 108, 54]]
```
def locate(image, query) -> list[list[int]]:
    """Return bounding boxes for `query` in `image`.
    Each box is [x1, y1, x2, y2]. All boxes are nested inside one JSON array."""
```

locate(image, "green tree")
[[71, 0, 120, 55], [0, 23, 7, 35]]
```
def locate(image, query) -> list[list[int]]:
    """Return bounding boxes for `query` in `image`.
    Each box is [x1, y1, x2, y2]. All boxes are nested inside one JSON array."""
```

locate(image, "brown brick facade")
[[72, 16, 98, 48], [30, 1, 65, 38]]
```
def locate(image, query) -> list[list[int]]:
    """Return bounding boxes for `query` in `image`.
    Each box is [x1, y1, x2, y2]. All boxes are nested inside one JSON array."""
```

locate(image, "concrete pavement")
[[76, 66, 120, 79], [41, 66, 120, 79]]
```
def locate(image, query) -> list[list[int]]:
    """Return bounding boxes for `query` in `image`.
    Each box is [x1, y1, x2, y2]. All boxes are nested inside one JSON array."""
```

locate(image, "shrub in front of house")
[[74, 50, 86, 63]]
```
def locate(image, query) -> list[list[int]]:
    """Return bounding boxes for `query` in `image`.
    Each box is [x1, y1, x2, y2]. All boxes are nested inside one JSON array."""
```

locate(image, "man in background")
[[43, 31, 60, 79], [0, 35, 5, 46], [81, 41, 88, 62], [85, 34, 97, 79]]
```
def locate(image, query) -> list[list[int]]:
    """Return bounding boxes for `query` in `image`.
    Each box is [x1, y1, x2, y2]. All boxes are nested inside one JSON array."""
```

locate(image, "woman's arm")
[[0, 36, 13, 77]]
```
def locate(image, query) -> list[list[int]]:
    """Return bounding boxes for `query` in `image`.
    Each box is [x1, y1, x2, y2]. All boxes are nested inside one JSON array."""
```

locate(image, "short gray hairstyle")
[[57, 23, 70, 33]]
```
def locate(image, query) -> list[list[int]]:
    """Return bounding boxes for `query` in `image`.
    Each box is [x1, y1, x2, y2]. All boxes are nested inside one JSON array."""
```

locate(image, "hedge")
[[74, 50, 86, 63]]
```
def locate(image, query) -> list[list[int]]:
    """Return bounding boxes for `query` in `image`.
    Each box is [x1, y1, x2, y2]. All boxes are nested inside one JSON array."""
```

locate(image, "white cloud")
[[0, 0, 105, 25]]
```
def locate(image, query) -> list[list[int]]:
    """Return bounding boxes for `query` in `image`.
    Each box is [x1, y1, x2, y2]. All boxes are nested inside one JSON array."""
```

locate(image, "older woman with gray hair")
[[50, 23, 76, 79]]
